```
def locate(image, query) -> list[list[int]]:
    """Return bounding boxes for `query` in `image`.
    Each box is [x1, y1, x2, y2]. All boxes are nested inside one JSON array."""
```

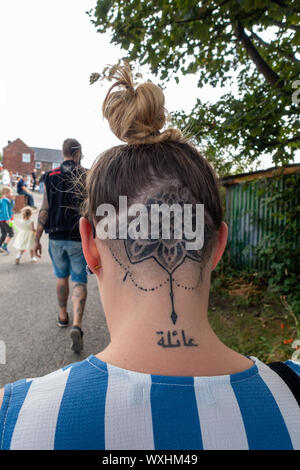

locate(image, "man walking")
[[33, 138, 87, 353], [31, 168, 37, 191]]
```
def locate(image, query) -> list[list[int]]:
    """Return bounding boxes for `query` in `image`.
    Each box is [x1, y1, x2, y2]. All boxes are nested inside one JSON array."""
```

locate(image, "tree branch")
[[267, 134, 300, 147], [174, 0, 230, 24], [234, 20, 283, 88], [250, 31, 300, 64], [273, 21, 300, 31]]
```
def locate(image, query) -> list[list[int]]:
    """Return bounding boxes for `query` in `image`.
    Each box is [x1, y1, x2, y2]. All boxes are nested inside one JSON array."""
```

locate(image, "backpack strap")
[[268, 362, 300, 407]]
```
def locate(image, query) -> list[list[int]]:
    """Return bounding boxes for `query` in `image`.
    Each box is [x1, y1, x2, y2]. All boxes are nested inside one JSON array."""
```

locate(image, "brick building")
[[2, 138, 63, 177]]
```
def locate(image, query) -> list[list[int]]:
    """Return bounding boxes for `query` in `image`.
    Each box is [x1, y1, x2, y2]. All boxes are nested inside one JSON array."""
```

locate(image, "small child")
[[13, 206, 38, 264], [0, 186, 15, 255]]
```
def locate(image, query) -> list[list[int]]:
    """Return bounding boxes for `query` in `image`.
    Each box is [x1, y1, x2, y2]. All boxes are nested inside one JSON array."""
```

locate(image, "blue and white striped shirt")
[[0, 355, 299, 450]]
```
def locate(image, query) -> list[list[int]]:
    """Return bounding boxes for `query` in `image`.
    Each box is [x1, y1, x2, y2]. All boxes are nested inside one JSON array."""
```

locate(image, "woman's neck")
[[96, 291, 253, 377]]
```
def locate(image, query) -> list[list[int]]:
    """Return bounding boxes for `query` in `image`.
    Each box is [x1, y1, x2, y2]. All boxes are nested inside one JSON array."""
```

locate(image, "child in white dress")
[[13, 206, 38, 264]]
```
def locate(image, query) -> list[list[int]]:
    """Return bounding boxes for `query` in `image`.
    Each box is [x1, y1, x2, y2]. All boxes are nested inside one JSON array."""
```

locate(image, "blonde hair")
[[1, 186, 12, 196], [102, 64, 184, 145], [21, 206, 33, 220]]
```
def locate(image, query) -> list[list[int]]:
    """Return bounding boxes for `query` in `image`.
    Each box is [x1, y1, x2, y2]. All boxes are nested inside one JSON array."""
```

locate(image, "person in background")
[[25, 174, 32, 189], [2, 169, 11, 187], [17, 175, 36, 208], [31, 169, 37, 191], [9, 172, 15, 188], [38, 171, 45, 193], [0, 186, 15, 254], [13, 206, 38, 264], [0, 65, 299, 451], [33, 139, 88, 353]]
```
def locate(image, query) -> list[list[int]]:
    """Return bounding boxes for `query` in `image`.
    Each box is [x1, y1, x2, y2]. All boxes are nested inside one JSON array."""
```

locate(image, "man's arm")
[[21, 184, 30, 193], [34, 189, 49, 258]]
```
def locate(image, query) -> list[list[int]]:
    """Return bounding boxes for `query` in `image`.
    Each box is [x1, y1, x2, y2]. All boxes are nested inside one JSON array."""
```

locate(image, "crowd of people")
[[0, 65, 299, 451], [0, 168, 48, 257], [0, 168, 46, 194]]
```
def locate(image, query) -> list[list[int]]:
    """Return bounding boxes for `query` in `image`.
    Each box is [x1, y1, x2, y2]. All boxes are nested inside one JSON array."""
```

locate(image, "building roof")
[[31, 147, 63, 164], [222, 163, 300, 186]]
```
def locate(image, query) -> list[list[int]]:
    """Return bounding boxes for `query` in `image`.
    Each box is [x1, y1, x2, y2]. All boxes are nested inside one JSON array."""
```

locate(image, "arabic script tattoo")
[[156, 330, 198, 348]]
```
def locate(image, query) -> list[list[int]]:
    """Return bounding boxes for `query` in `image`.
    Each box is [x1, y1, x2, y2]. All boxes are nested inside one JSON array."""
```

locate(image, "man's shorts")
[[48, 239, 87, 284]]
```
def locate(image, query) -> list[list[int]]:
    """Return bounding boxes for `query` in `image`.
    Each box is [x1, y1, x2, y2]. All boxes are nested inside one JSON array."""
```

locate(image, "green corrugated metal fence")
[[225, 172, 300, 270]]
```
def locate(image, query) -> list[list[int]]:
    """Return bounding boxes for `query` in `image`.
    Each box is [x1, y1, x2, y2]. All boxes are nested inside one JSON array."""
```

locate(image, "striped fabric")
[[0, 355, 299, 450]]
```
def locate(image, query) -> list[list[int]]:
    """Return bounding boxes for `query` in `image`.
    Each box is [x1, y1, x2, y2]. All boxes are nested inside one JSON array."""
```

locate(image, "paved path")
[[0, 192, 110, 387]]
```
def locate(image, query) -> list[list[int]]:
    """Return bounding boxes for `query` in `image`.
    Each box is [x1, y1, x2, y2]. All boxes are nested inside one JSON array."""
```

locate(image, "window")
[[35, 162, 41, 169], [22, 153, 31, 163], [52, 162, 60, 169]]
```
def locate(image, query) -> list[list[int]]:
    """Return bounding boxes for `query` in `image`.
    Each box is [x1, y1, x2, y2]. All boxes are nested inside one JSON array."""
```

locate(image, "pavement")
[[0, 192, 110, 387]]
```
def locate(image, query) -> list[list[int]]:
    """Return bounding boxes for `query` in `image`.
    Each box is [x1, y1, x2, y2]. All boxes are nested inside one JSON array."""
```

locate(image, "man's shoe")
[[70, 326, 83, 353], [57, 312, 69, 328]]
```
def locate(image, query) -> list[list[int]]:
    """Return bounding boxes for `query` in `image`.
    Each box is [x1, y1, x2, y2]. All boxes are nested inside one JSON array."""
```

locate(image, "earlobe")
[[79, 217, 101, 273]]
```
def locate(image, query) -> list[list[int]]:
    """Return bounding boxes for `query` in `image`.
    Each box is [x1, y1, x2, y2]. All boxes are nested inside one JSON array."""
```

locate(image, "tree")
[[88, 0, 300, 175]]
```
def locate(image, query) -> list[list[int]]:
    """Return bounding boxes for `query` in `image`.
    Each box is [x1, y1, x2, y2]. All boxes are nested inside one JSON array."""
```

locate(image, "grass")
[[208, 278, 299, 363]]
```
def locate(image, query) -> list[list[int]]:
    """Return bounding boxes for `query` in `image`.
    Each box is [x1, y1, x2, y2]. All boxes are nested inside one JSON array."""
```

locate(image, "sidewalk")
[[0, 192, 110, 387]]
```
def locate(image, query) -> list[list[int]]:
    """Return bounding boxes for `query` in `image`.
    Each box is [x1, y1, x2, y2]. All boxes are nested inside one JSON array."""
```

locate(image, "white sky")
[[0, 0, 298, 170]]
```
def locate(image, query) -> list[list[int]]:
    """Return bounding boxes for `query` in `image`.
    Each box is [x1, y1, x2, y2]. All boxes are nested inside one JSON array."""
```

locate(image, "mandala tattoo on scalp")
[[112, 191, 213, 326]]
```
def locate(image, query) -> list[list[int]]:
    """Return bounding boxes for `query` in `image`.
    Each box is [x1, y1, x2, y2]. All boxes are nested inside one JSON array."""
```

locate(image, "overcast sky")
[[0, 0, 298, 170]]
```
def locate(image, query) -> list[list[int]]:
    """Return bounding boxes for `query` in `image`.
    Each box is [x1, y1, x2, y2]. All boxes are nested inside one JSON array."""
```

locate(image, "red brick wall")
[[3, 139, 35, 176]]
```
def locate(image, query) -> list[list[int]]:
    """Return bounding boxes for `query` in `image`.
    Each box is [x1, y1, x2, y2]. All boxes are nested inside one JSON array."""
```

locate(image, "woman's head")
[[102, 65, 183, 145], [81, 65, 226, 314]]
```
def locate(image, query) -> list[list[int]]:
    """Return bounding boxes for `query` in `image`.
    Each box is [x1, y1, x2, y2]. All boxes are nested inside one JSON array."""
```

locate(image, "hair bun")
[[102, 64, 184, 145]]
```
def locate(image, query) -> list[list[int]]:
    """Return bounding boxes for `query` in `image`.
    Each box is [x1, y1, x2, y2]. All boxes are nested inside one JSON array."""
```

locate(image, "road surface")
[[0, 191, 110, 387]]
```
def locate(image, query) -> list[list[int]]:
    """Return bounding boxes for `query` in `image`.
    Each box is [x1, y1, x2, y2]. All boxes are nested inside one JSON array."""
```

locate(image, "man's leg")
[[67, 241, 88, 352], [27, 193, 35, 207], [48, 240, 70, 325], [56, 277, 69, 322], [71, 282, 87, 329]]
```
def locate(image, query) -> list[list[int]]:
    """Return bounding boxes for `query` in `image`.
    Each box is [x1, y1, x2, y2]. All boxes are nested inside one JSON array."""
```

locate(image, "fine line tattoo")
[[108, 190, 213, 347], [123, 192, 209, 325]]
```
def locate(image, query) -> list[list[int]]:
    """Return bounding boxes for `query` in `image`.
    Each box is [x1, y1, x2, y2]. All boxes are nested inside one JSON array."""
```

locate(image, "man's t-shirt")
[[17, 179, 25, 194]]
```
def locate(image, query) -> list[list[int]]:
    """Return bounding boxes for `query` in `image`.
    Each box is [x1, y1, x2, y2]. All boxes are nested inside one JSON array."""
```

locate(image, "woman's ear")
[[211, 222, 228, 271], [79, 217, 101, 273]]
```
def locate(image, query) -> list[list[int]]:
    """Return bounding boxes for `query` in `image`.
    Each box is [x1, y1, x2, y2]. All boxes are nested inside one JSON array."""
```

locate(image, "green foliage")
[[216, 172, 300, 319], [253, 173, 300, 316], [89, 0, 300, 175], [209, 282, 299, 362]]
